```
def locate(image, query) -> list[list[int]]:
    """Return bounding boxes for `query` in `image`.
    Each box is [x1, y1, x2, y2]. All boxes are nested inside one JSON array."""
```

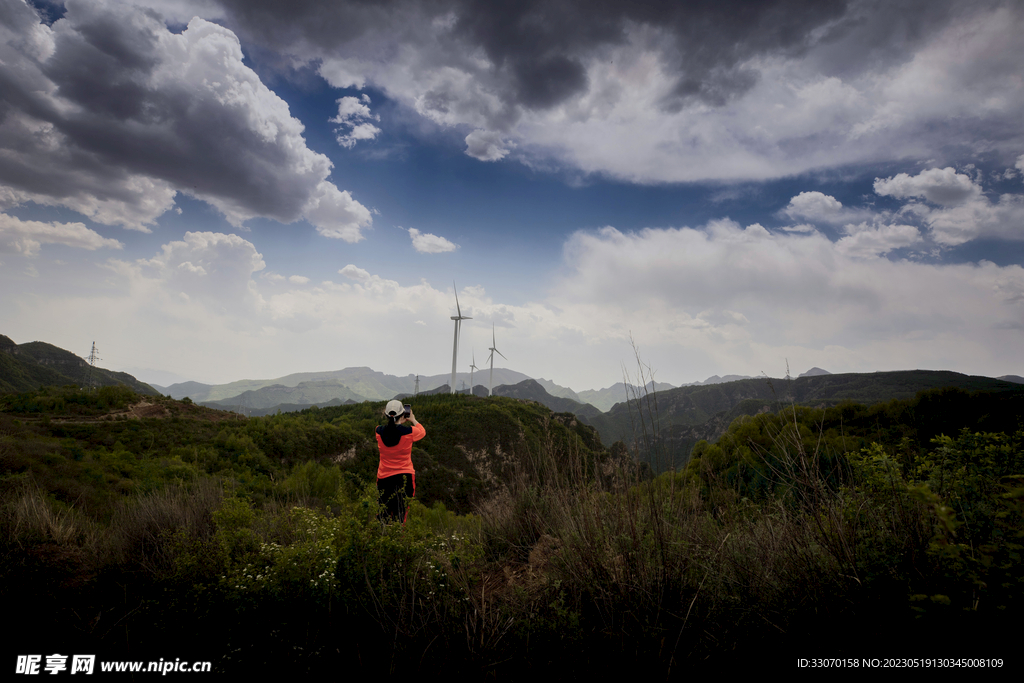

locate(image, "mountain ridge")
[[580, 369, 1024, 470], [0, 335, 157, 396], [155, 366, 546, 403]]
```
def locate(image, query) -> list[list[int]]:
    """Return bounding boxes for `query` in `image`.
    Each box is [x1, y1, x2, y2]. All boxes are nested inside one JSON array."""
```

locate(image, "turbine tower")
[[486, 324, 506, 397], [469, 351, 478, 395], [450, 282, 471, 394]]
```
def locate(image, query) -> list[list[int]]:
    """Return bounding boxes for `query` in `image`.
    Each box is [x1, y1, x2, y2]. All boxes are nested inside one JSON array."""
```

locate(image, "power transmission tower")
[[415, 375, 419, 396], [86, 341, 100, 391]]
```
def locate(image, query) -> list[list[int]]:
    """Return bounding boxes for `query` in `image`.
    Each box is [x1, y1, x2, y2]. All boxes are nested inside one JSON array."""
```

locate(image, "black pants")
[[377, 473, 415, 524]]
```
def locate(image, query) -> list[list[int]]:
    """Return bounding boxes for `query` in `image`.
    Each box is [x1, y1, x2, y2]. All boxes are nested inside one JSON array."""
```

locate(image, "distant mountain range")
[[579, 369, 1024, 470], [200, 379, 369, 412], [151, 367, 774, 414], [207, 378, 606, 418], [186, 369, 1024, 472], [153, 366, 675, 414], [152, 366, 542, 403], [578, 380, 679, 412], [4, 333, 1022, 472], [0, 335, 157, 396]]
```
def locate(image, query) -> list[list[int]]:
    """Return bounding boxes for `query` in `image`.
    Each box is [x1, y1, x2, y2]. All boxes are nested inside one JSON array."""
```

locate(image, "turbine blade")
[[454, 280, 462, 318]]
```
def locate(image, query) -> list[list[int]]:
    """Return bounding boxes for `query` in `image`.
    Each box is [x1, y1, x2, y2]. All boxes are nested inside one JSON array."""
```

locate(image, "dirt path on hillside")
[[13, 400, 241, 424]]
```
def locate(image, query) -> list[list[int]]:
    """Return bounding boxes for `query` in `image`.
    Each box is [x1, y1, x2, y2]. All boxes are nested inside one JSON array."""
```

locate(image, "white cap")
[[384, 400, 405, 418]]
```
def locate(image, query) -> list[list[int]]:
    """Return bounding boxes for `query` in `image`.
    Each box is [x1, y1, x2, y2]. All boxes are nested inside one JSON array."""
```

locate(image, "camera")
[[403, 404, 411, 418]]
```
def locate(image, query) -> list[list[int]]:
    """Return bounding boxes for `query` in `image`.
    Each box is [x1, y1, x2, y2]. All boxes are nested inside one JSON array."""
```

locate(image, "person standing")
[[375, 399, 425, 524]]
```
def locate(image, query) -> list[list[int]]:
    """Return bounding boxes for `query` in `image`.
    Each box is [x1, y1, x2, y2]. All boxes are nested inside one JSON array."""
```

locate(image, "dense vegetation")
[[0, 336, 157, 396], [2, 384, 1021, 676], [585, 370, 1024, 470]]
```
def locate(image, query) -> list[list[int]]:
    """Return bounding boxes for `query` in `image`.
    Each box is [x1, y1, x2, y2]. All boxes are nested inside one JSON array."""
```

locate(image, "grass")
[[1, 380, 1021, 675]]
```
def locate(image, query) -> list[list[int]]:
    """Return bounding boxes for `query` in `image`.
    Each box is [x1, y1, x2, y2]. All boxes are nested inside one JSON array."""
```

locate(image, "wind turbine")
[[469, 351, 478, 395], [486, 324, 506, 397], [450, 282, 471, 394]]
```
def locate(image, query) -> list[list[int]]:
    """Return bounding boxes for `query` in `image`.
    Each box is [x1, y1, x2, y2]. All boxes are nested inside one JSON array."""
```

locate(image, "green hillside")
[[0, 335, 157, 396], [1, 383, 1020, 675], [202, 379, 370, 411], [583, 370, 1024, 469], [0, 385, 616, 517], [492, 378, 602, 418]]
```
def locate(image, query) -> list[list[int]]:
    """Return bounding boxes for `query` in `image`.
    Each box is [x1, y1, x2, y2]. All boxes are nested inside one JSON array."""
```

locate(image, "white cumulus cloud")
[[547, 220, 1024, 380], [874, 167, 981, 206], [465, 130, 510, 162], [835, 223, 922, 258], [339, 264, 371, 281], [875, 167, 1024, 245], [408, 227, 458, 253], [0, 213, 123, 255], [331, 94, 382, 148], [302, 182, 373, 243], [142, 231, 266, 307], [0, 0, 372, 240], [783, 192, 845, 222]]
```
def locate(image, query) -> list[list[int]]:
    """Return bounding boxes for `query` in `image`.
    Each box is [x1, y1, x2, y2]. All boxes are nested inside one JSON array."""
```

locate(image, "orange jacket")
[[375, 422, 426, 479]]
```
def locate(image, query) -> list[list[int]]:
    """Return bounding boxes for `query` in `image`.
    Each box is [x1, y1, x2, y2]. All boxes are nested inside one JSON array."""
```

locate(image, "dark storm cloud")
[[809, 0, 962, 77], [205, 0, 1024, 175], [218, 0, 853, 112], [43, 0, 162, 120], [24, 0, 64, 25]]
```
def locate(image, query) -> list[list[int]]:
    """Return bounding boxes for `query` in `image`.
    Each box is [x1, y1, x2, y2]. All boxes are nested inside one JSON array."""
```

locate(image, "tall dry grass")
[[4, 485, 97, 547], [105, 478, 223, 572], [462, 353, 899, 670]]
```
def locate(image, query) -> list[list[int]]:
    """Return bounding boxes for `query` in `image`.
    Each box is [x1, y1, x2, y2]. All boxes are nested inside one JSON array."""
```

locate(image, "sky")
[[1, 0, 1022, 392]]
